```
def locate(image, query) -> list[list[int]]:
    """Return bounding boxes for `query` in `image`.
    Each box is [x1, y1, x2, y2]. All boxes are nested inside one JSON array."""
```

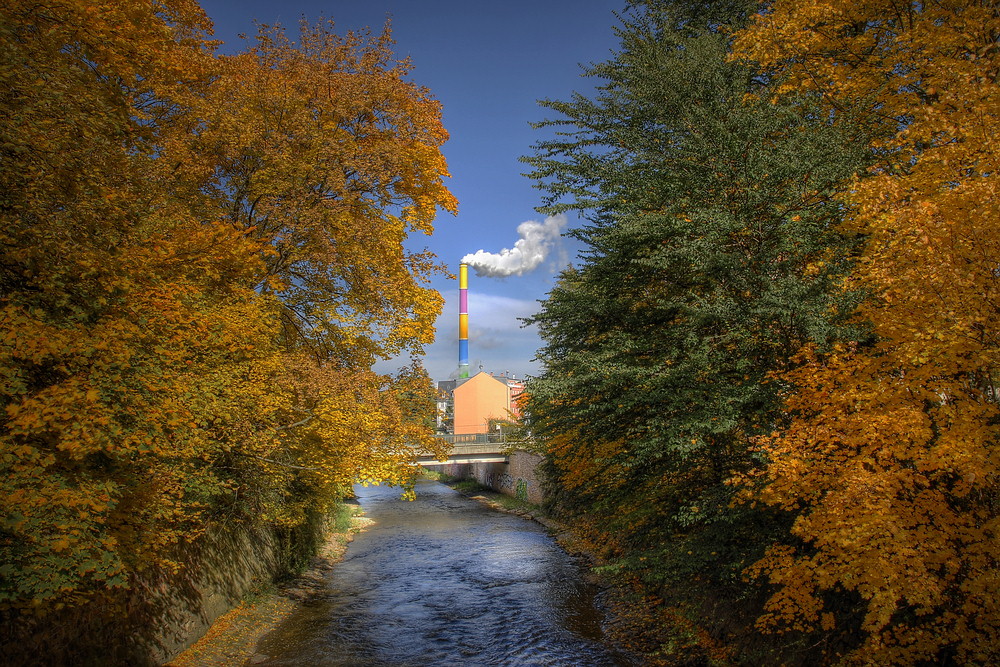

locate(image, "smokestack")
[[459, 263, 469, 378]]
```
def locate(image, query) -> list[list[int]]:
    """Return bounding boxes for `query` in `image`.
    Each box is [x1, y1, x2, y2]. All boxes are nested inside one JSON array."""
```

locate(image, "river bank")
[[166, 477, 633, 666], [166, 506, 373, 667]]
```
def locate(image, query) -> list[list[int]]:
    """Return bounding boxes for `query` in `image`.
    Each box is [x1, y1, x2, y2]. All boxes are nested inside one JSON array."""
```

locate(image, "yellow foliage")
[[734, 1, 1000, 661], [1, 0, 452, 611]]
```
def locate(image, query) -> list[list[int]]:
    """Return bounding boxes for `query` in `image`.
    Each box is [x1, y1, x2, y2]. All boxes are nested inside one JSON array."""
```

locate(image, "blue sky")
[[199, 0, 624, 381]]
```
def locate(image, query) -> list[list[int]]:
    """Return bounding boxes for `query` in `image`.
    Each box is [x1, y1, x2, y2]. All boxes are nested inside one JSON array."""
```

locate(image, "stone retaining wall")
[[1, 521, 299, 666], [440, 450, 545, 504]]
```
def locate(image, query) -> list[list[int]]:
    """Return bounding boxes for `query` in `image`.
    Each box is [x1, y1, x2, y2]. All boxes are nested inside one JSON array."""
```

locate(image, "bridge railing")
[[435, 432, 507, 446], [412, 433, 536, 464], [412, 435, 505, 465]]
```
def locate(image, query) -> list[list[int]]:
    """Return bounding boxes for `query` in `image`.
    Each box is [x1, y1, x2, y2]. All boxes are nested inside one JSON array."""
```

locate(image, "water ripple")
[[255, 480, 632, 666]]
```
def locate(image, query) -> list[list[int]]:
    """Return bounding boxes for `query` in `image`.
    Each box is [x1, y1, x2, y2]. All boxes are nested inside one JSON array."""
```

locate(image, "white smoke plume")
[[462, 214, 567, 277]]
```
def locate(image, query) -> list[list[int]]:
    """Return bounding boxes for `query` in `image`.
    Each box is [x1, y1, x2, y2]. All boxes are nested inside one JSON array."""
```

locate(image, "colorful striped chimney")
[[458, 262, 470, 378]]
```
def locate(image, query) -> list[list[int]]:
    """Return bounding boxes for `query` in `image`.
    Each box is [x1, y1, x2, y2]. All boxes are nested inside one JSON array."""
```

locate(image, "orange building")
[[452, 372, 525, 434]]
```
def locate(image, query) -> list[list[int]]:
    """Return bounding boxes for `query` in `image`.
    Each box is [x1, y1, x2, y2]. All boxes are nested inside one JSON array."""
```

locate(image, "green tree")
[[522, 0, 868, 659]]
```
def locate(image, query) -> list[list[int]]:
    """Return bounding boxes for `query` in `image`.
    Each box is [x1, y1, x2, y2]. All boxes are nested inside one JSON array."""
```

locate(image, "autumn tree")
[[732, 1, 1000, 662], [155, 17, 456, 517], [521, 0, 867, 658], [178, 19, 455, 365], [0, 0, 452, 617], [0, 0, 225, 609]]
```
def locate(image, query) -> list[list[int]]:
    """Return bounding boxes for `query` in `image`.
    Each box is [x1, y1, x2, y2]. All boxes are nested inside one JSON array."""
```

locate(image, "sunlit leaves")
[[179, 19, 456, 367], [1, 0, 453, 612], [734, 1, 1000, 661]]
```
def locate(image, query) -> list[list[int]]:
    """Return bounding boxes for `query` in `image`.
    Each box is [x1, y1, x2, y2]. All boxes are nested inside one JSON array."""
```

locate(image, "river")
[[254, 479, 634, 666]]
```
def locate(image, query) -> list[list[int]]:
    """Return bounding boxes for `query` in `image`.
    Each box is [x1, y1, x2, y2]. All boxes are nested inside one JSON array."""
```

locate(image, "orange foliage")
[[547, 430, 629, 492], [1, 0, 452, 611], [173, 18, 456, 365], [734, 1, 1000, 661]]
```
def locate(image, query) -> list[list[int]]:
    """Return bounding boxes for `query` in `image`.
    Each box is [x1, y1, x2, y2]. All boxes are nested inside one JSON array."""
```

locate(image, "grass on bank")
[[415, 467, 450, 482]]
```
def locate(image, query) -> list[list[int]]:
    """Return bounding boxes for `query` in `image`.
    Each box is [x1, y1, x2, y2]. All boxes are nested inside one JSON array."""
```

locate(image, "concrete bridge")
[[415, 433, 510, 465]]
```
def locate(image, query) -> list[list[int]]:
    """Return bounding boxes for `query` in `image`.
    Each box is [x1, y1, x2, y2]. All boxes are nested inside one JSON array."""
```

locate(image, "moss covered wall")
[[0, 518, 321, 666]]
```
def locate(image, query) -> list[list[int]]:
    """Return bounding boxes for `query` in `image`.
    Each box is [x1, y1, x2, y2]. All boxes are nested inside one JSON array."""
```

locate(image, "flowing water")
[[254, 479, 633, 666]]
